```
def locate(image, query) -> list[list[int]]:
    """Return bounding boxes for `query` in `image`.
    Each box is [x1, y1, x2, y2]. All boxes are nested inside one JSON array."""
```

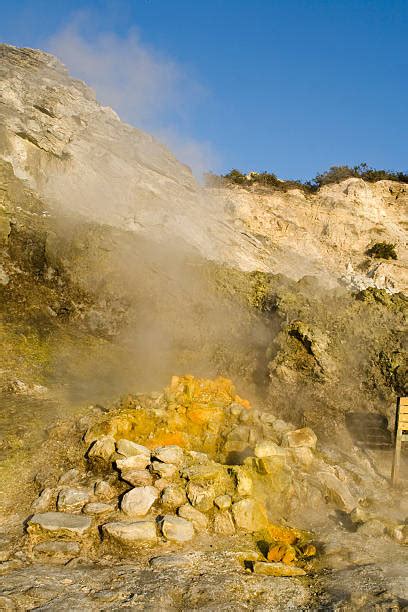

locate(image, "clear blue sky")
[[1, 0, 407, 180]]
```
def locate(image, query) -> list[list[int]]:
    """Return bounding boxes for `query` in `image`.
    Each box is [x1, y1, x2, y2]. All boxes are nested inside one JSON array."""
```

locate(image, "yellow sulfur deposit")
[[264, 523, 317, 566], [85, 375, 251, 457]]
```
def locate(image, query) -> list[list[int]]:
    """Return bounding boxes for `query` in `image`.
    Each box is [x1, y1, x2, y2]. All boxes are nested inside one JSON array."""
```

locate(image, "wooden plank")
[[392, 429, 403, 485], [392, 398, 408, 486]]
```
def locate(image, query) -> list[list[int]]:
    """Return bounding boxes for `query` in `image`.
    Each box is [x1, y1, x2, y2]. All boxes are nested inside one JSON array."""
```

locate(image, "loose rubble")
[[23, 376, 323, 577]]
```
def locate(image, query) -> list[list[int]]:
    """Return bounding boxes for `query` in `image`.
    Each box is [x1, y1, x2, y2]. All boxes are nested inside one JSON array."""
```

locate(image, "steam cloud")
[[48, 19, 218, 177]]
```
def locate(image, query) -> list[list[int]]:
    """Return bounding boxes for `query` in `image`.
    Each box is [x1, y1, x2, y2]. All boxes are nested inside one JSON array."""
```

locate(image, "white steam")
[[48, 20, 218, 177]]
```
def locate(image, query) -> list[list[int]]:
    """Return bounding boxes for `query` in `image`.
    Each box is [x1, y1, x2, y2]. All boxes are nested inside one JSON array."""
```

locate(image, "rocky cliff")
[[0, 43, 407, 609]]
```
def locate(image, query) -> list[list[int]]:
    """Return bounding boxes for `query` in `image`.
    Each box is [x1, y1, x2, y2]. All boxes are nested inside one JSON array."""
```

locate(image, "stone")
[[161, 485, 187, 508], [31, 488, 53, 513], [102, 521, 157, 545], [83, 502, 114, 515], [213, 511, 235, 535], [57, 487, 91, 513], [214, 494, 232, 510], [154, 478, 171, 492], [253, 561, 306, 576], [116, 455, 151, 471], [232, 499, 268, 532], [186, 482, 215, 512], [28, 512, 92, 537], [388, 524, 408, 544], [58, 469, 80, 485], [188, 451, 211, 464], [282, 428, 317, 449], [87, 436, 116, 463], [121, 486, 158, 517], [350, 506, 374, 524], [254, 440, 286, 458], [290, 447, 314, 468], [153, 445, 184, 465], [116, 439, 151, 458], [232, 467, 253, 497], [151, 461, 178, 479], [160, 515, 194, 542], [94, 480, 116, 500], [121, 469, 153, 487], [177, 504, 208, 531], [33, 541, 80, 556], [182, 464, 224, 481], [0, 265, 9, 286], [317, 472, 357, 513], [255, 456, 287, 475]]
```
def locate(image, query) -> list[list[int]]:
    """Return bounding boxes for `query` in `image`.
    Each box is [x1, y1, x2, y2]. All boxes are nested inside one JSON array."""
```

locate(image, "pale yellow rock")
[[282, 428, 317, 449], [214, 511, 235, 535], [253, 561, 306, 576], [232, 499, 268, 532]]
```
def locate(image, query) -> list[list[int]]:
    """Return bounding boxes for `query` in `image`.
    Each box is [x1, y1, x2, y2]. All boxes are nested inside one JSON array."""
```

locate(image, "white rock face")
[[121, 486, 158, 517], [211, 178, 408, 293], [0, 44, 266, 272]]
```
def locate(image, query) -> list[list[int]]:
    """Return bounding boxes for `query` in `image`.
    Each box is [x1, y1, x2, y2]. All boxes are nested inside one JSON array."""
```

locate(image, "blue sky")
[[1, 0, 407, 179]]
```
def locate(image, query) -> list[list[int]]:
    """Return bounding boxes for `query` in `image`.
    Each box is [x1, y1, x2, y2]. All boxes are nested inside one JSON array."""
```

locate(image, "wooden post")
[[391, 397, 408, 486]]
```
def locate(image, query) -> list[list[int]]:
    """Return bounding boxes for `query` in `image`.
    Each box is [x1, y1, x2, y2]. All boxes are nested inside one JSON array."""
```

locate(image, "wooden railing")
[[391, 397, 408, 486]]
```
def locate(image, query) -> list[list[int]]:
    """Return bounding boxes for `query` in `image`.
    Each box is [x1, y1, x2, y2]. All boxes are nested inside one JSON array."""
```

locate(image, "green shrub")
[[366, 242, 397, 260], [205, 163, 408, 193], [312, 163, 408, 188]]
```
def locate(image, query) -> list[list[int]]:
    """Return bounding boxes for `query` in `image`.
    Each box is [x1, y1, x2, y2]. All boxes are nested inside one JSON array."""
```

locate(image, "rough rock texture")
[[211, 179, 408, 293], [0, 43, 265, 271]]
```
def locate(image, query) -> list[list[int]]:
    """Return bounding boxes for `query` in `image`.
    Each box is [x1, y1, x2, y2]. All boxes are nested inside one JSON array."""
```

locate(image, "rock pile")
[[26, 375, 401, 575]]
